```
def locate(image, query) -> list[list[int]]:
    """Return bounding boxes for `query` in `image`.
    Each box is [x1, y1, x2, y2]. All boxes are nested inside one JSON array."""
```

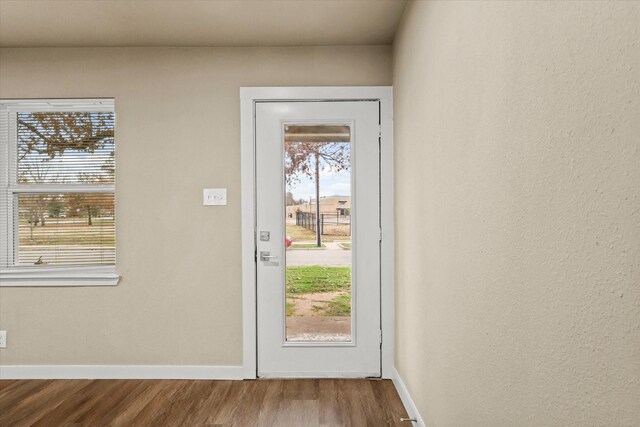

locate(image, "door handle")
[[260, 251, 278, 262]]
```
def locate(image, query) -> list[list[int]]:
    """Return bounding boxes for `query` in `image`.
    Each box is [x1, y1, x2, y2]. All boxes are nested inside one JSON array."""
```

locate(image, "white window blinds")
[[17, 112, 115, 184]]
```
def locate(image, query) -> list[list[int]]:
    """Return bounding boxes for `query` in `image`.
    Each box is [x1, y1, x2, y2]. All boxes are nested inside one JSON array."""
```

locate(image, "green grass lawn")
[[18, 219, 115, 246], [286, 224, 316, 241], [286, 265, 350, 294], [286, 302, 296, 316], [286, 224, 350, 243], [324, 294, 351, 316], [286, 265, 352, 317]]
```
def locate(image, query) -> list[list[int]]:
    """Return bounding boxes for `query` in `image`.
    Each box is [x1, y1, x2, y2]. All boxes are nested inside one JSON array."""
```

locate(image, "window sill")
[[0, 266, 120, 287]]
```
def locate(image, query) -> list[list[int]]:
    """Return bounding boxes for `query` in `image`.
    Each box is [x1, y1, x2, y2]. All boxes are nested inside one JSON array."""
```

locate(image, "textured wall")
[[0, 46, 392, 365], [393, 1, 639, 425]]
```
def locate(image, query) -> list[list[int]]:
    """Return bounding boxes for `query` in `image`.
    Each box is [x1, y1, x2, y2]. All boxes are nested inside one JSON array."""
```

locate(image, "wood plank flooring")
[[0, 379, 410, 426]]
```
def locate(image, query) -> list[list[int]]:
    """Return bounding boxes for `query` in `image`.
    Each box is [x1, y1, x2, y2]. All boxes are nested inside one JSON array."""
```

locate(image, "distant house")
[[286, 196, 351, 218]]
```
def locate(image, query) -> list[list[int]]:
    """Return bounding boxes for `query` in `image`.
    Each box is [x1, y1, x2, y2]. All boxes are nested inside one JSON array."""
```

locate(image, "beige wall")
[[394, 1, 639, 426], [0, 46, 391, 365]]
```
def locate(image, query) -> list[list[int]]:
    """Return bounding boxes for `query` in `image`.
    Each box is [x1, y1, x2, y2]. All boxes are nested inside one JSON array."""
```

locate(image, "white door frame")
[[240, 87, 394, 379]]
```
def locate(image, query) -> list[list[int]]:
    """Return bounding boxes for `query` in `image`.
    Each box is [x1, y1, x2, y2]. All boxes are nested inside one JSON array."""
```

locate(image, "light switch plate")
[[203, 188, 227, 206], [0, 331, 6, 348]]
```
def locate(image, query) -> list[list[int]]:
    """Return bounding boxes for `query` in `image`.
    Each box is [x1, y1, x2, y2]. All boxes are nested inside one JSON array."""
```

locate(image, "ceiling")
[[0, 0, 408, 48]]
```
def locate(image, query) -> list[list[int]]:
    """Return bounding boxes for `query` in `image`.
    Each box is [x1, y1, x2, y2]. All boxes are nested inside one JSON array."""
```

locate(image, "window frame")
[[0, 99, 119, 287]]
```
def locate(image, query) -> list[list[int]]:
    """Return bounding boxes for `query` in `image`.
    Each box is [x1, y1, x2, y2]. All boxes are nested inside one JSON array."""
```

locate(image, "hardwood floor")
[[0, 379, 409, 426]]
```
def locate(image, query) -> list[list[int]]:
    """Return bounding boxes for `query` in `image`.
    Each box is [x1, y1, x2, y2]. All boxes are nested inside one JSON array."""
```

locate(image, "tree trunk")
[[87, 206, 93, 226], [315, 152, 321, 247]]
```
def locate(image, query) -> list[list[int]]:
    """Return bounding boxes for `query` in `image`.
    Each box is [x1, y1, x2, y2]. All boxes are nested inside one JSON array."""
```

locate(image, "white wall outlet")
[[203, 188, 227, 206], [0, 331, 6, 348]]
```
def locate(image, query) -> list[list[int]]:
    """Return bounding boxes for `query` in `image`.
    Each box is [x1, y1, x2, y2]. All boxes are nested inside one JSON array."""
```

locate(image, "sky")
[[286, 165, 351, 202]]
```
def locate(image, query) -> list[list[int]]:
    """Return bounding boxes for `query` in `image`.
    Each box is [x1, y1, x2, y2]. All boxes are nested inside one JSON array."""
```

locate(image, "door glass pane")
[[284, 124, 352, 342]]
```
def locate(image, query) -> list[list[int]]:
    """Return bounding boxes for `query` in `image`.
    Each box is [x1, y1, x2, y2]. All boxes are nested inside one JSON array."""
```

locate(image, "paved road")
[[286, 242, 351, 267]]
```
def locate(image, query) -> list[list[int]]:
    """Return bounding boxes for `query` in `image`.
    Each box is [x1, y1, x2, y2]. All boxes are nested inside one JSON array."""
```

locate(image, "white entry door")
[[255, 101, 381, 377]]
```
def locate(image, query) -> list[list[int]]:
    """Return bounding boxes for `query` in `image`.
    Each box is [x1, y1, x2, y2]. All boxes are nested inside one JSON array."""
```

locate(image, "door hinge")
[[379, 228, 382, 242], [378, 125, 382, 138], [379, 329, 383, 346]]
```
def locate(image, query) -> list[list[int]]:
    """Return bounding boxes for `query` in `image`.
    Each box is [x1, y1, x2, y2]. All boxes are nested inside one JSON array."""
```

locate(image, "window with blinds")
[[0, 100, 116, 273]]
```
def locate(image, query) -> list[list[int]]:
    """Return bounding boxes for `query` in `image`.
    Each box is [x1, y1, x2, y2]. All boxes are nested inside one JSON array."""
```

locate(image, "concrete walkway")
[[286, 242, 351, 266]]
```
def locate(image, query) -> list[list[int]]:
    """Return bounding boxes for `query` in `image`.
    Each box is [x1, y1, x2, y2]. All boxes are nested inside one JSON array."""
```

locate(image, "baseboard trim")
[[258, 371, 380, 378], [392, 367, 426, 427], [0, 365, 244, 380]]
